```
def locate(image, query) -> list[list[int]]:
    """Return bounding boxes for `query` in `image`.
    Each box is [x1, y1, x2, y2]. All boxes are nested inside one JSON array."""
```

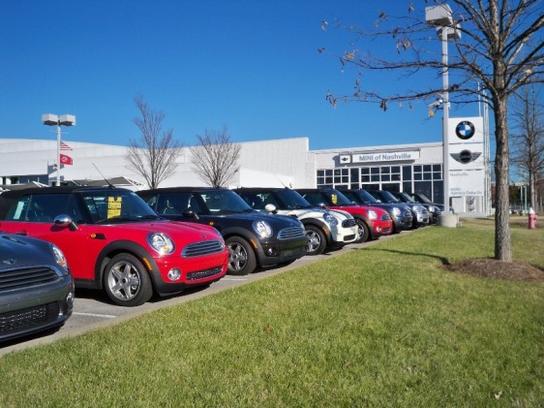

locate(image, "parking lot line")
[[73, 312, 118, 319]]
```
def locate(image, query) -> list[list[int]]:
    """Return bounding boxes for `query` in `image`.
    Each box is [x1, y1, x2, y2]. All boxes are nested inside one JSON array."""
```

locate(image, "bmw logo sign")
[[455, 121, 475, 140]]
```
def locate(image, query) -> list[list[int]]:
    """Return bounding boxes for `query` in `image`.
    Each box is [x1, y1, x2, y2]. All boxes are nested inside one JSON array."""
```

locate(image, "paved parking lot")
[[0, 232, 405, 356]]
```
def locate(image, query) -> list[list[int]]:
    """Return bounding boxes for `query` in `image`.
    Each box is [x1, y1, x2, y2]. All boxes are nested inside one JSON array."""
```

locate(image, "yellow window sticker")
[[331, 194, 337, 205], [107, 196, 122, 219]]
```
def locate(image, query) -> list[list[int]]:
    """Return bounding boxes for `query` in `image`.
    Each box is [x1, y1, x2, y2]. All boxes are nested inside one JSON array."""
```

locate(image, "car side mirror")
[[318, 202, 327, 209], [183, 210, 199, 220], [54, 214, 78, 231], [264, 203, 277, 214]]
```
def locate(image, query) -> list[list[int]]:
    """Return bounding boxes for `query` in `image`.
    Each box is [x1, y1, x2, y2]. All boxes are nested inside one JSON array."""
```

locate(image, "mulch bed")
[[445, 258, 544, 282]]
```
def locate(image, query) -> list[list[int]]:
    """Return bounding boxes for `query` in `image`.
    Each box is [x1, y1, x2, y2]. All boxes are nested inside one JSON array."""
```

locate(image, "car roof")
[[235, 187, 289, 193], [137, 187, 230, 194], [0, 186, 131, 198]]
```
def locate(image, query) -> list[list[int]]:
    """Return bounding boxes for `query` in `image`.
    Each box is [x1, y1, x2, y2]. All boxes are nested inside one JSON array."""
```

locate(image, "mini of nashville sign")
[[339, 150, 420, 164]]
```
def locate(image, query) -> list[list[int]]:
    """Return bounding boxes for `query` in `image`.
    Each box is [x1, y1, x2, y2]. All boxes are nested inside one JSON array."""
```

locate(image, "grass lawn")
[[1, 219, 543, 407]]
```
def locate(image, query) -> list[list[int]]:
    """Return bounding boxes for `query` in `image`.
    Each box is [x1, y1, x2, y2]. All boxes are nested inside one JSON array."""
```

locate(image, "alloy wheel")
[[107, 261, 141, 301], [305, 230, 321, 253], [228, 242, 248, 272]]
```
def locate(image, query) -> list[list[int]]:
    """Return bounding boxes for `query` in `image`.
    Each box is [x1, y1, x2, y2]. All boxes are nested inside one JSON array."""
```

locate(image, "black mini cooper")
[[138, 188, 308, 275]]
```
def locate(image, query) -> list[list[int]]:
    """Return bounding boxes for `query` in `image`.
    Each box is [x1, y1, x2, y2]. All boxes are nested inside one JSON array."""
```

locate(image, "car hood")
[[0, 234, 54, 271], [276, 208, 351, 221], [102, 220, 222, 244]]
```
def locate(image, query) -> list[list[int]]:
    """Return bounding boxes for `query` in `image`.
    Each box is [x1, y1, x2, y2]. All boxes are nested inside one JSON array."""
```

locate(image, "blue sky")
[[0, 0, 483, 149]]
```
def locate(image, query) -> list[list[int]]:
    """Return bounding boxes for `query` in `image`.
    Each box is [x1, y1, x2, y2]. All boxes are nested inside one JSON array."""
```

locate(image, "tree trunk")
[[530, 172, 537, 211], [493, 97, 512, 261]]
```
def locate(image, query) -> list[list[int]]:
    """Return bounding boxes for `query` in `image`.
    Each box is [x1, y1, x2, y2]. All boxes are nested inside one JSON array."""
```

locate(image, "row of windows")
[[316, 164, 442, 186]]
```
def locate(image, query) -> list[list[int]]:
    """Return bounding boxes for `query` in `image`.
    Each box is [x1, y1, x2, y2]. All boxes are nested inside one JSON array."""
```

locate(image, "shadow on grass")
[[357, 247, 451, 266]]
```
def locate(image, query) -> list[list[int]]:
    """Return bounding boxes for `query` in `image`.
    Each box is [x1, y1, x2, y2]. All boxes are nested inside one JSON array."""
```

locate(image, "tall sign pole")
[[441, 26, 450, 213], [42, 113, 76, 186]]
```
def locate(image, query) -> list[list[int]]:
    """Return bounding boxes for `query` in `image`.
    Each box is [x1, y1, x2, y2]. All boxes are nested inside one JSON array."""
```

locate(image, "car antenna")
[[92, 163, 115, 188]]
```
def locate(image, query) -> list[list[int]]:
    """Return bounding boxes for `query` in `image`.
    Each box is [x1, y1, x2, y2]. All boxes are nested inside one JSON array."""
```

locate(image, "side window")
[[142, 194, 158, 211], [157, 193, 192, 215], [26, 194, 82, 223], [5, 196, 31, 221]]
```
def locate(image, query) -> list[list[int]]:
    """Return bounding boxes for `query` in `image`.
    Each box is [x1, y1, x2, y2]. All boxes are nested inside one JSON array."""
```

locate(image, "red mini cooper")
[[0, 187, 229, 306], [297, 188, 393, 242]]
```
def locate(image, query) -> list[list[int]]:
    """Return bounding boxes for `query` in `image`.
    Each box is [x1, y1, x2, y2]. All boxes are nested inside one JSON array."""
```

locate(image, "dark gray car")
[[0, 233, 74, 343]]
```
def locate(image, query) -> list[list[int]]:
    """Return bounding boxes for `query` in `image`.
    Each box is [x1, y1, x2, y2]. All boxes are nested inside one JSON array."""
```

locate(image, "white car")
[[235, 188, 359, 255]]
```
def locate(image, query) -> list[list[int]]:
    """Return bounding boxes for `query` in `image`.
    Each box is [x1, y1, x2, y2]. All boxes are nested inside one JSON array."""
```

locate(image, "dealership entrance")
[[316, 163, 444, 204]]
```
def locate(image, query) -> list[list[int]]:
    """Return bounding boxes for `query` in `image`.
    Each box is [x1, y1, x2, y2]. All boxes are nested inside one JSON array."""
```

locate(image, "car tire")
[[305, 225, 327, 256], [355, 219, 370, 243], [226, 236, 257, 276], [103, 253, 153, 306]]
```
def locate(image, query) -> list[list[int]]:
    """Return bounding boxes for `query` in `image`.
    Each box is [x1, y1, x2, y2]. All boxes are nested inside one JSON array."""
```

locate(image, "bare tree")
[[191, 127, 241, 187], [322, 1, 544, 261], [126, 96, 182, 189], [511, 86, 544, 211]]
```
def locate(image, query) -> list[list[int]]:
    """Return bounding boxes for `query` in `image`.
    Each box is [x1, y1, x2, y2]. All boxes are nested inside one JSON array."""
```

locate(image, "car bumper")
[[392, 214, 414, 230], [151, 250, 229, 295], [330, 225, 359, 244], [414, 212, 430, 225], [256, 237, 307, 267], [371, 219, 393, 236], [0, 274, 74, 343]]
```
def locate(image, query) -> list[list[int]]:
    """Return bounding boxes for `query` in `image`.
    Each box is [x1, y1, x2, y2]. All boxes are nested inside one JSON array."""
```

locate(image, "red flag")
[[60, 154, 73, 166]]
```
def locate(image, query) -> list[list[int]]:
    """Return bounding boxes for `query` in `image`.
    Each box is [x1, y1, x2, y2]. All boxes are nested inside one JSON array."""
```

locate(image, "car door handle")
[[15, 231, 27, 236]]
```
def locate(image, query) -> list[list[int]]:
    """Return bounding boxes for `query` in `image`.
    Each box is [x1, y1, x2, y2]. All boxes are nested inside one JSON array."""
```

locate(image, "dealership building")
[[0, 130, 489, 215]]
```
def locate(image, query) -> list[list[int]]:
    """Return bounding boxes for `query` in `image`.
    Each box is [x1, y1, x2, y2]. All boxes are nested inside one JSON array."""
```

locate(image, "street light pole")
[[56, 124, 62, 186], [42, 113, 76, 186], [441, 26, 450, 213]]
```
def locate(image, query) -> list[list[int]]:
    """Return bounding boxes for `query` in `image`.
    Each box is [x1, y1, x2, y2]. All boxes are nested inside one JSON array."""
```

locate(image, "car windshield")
[[371, 190, 400, 203], [415, 193, 433, 204], [327, 190, 355, 206], [81, 190, 159, 224], [346, 190, 378, 204], [396, 192, 415, 202], [275, 189, 313, 209], [199, 190, 254, 214]]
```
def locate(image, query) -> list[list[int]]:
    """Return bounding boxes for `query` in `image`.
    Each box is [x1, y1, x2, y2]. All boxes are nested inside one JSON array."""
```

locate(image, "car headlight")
[[252, 220, 273, 239], [392, 207, 401, 217], [148, 232, 175, 255], [323, 213, 338, 227], [428, 205, 436, 213], [412, 205, 421, 213], [51, 244, 68, 271], [368, 210, 377, 220]]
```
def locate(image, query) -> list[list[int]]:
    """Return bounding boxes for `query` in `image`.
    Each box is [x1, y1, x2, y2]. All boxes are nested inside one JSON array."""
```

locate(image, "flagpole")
[[56, 124, 62, 186]]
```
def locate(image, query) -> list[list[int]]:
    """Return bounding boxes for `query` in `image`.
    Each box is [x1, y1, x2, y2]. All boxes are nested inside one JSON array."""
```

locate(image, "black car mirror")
[[183, 210, 199, 220], [264, 203, 277, 214], [53, 214, 78, 231], [318, 202, 327, 209]]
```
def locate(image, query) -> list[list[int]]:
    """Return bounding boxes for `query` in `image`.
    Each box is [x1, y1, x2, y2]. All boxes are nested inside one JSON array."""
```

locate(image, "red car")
[[297, 188, 393, 242], [0, 187, 229, 306]]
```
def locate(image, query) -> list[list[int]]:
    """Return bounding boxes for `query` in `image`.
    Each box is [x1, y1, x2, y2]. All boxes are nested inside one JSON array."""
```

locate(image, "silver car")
[[0, 233, 74, 343]]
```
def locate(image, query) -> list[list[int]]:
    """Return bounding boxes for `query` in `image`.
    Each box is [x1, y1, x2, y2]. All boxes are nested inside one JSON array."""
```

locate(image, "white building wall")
[[0, 137, 315, 189]]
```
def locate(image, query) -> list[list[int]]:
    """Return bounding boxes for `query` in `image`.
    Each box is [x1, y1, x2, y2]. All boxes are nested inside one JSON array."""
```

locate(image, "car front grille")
[[343, 234, 356, 242], [186, 267, 223, 281], [182, 240, 225, 257], [277, 226, 305, 240], [342, 219, 356, 228], [0, 302, 60, 337], [0, 267, 59, 293]]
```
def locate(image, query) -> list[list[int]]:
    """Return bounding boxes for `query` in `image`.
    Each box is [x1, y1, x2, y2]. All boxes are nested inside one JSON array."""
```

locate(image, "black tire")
[[355, 218, 371, 243], [225, 236, 257, 276], [304, 225, 327, 255], [103, 253, 153, 306]]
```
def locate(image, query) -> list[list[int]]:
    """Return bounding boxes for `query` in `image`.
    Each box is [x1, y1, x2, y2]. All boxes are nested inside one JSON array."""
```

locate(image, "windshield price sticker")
[[331, 194, 337, 205], [107, 196, 122, 219]]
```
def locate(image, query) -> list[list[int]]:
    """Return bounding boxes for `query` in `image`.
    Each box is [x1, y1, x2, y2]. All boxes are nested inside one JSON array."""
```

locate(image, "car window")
[[6, 194, 84, 223], [241, 192, 278, 210], [301, 192, 327, 206], [156, 192, 206, 215], [81, 191, 157, 223]]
